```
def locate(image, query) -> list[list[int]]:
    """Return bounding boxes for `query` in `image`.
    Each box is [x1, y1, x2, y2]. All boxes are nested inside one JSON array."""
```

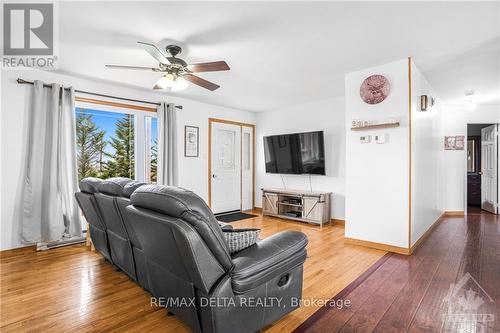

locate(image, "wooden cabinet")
[[467, 173, 481, 206], [262, 192, 278, 215], [261, 188, 332, 227], [303, 196, 330, 223]]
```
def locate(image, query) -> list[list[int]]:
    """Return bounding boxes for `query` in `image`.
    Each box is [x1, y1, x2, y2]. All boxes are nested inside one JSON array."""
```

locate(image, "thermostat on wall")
[[360, 135, 371, 143], [374, 134, 388, 144]]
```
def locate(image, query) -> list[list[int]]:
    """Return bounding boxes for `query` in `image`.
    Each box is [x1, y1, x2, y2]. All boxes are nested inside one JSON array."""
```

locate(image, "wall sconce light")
[[420, 95, 435, 111]]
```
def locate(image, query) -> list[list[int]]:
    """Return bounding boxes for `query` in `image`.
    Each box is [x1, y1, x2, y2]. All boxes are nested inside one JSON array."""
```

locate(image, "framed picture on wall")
[[185, 126, 199, 157], [444, 135, 465, 150]]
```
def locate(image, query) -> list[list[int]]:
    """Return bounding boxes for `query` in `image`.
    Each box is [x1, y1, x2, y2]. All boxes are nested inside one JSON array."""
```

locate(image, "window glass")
[[76, 108, 135, 180], [243, 132, 251, 170]]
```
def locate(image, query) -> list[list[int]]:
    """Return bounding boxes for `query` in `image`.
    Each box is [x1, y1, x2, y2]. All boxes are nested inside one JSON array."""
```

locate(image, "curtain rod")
[[16, 78, 183, 110]]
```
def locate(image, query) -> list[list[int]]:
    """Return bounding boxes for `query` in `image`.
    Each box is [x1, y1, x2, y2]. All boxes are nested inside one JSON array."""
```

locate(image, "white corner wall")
[[440, 104, 500, 212], [345, 59, 410, 248], [0, 69, 256, 250], [254, 97, 346, 220], [410, 63, 444, 246]]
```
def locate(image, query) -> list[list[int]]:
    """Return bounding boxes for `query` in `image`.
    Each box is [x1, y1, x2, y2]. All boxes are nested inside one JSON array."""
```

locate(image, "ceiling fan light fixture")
[[110, 42, 228, 92], [170, 77, 189, 91], [154, 76, 171, 89], [154, 74, 188, 91]]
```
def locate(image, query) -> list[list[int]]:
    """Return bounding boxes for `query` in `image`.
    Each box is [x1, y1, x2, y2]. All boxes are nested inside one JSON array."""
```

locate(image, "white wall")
[[0, 69, 255, 250], [441, 104, 500, 212], [254, 97, 346, 220], [345, 59, 410, 248], [410, 63, 444, 246]]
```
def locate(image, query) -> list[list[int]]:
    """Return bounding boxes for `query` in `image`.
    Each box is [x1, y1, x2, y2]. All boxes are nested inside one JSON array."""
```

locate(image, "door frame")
[[464, 122, 499, 215], [208, 118, 256, 211]]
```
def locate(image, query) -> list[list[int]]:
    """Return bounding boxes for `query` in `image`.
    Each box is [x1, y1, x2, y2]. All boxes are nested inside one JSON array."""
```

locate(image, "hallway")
[[295, 211, 500, 332]]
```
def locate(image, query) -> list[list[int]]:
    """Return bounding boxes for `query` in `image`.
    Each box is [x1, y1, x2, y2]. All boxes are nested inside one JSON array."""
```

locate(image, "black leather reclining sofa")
[[75, 177, 308, 333]]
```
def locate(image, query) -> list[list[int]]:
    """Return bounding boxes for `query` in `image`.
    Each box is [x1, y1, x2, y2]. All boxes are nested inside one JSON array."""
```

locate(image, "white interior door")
[[481, 124, 498, 214], [211, 122, 241, 214], [241, 126, 254, 211]]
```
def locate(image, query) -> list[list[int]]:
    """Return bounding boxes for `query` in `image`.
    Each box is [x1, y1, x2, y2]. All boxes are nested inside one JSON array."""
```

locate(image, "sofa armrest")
[[218, 222, 233, 231], [230, 231, 308, 293]]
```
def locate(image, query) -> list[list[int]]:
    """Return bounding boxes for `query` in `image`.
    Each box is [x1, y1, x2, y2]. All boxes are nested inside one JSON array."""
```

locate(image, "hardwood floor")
[[0, 213, 385, 332], [294, 211, 500, 333]]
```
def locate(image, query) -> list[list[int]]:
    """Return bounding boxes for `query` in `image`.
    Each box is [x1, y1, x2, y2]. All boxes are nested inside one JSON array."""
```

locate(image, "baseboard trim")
[[0, 244, 36, 258], [410, 213, 445, 254], [37, 237, 86, 251], [331, 219, 345, 226], [444, 211, 465, 216], [252, 207, 262, 213], [344, 237, 410, 255]]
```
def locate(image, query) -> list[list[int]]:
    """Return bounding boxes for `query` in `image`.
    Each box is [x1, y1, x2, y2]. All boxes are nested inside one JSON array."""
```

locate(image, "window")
[[243, 132, 251, 170], [75, 103, 158, 182]]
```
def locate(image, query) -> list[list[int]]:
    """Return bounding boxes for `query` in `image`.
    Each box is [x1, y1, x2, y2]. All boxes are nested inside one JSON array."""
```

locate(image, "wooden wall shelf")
[[351, 122, 400, 131]]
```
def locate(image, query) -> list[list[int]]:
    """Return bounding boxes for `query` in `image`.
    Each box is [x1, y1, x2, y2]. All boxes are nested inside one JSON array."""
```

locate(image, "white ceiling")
[[58, 1, 500, 112]]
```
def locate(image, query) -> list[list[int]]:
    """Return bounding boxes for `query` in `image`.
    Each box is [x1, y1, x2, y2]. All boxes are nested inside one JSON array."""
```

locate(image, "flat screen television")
[[264, 131, 325, 175]]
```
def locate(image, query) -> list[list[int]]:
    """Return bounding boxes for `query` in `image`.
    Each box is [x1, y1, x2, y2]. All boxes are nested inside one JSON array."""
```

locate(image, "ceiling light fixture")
[[154, 73, 188, 91], [464, 90, 477, 111]]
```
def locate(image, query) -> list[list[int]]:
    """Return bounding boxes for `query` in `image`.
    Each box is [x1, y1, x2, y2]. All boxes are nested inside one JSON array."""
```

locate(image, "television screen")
[[264, 131, 325, 175]]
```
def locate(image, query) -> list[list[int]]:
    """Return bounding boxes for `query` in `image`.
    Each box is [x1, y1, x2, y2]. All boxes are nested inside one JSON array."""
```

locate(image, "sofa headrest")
[[79, 177, 103, 193], [98, 177, 133, 197], [123, 180, 147, 198], [131, 184, 212, 218], [131, 184, 233, 269]]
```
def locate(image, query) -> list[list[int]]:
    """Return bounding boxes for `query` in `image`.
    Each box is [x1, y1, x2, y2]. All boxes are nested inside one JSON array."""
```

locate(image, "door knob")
[[212, 174, 217, 178]]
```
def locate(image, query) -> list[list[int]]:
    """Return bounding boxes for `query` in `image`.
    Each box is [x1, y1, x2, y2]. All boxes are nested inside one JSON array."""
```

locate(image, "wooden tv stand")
[[261, 188, 332, 227]]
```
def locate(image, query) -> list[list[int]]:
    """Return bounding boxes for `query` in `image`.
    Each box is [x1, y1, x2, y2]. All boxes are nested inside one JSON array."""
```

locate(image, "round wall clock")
[[360, 74, 390, 105]]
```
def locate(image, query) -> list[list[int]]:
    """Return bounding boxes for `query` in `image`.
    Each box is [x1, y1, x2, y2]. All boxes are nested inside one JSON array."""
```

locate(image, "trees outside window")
[[103, 114, 135, 179], [75, 107, 157, 182], [76, 109, 107, 179]]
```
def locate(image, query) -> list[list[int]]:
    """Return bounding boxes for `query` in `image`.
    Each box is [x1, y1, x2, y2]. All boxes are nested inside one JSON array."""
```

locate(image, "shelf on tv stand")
[[261, 188, 332, 227], [279, 202, 303, 208]]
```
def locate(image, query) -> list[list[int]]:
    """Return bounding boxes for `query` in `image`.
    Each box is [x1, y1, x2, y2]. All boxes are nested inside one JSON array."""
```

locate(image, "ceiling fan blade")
[[106, 64, 160, 71], [183, 74, 220, 91], [137, 41, 170, 64], [187, 61, 230, 73]]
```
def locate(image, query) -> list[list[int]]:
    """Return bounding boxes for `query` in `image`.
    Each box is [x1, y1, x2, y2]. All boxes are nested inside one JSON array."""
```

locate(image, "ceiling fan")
[[105, 42, 230, 91]]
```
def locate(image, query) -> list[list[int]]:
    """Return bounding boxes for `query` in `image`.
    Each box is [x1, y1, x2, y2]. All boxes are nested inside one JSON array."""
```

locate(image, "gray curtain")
[[157, 102, 178, 186], [21, 80, 81, 243]]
